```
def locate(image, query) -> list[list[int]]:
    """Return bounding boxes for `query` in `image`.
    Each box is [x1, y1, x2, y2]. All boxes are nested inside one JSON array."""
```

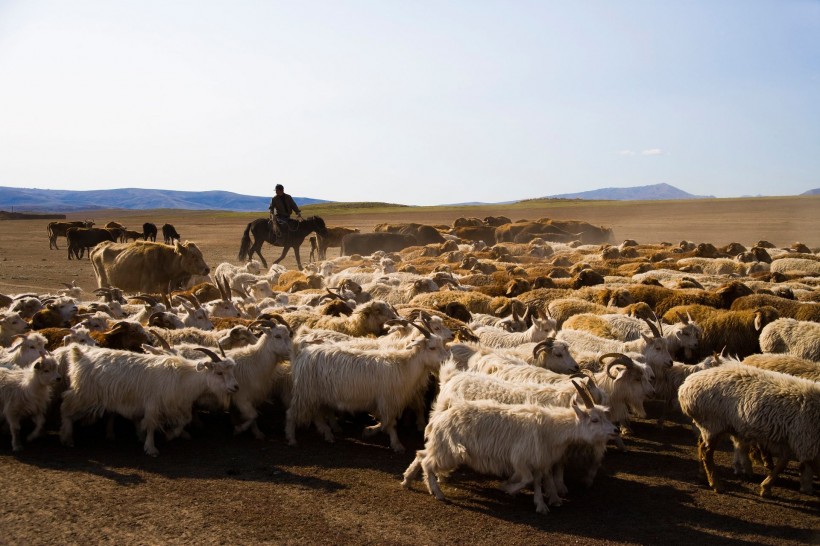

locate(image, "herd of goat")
[[1, 214, 819, 514]]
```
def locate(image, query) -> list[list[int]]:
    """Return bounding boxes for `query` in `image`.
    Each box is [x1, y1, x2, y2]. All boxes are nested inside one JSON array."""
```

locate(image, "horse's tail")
[[238, 221, 253, 261]]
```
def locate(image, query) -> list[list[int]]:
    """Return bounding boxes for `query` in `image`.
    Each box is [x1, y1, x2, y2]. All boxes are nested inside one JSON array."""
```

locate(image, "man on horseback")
[[269, 183, 303, 242]]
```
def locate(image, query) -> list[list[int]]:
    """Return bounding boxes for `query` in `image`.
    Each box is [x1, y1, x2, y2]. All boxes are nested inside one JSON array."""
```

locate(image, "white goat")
[[60, 346, 239, 456], [401, 392, 617, 514], [0, 355, 62, 451], [0, 333, 49, 369], [0, 312, 31, 348], [285, 329, 448, 452], [473, 309, 557, 348]]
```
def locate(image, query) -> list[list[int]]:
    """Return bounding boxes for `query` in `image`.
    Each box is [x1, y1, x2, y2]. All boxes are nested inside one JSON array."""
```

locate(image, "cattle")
[[162, 223, 181, 245], [121, 229, 143, 242], [143, 222, 158, 242], [103, 222, 126, 242], [495, 221, 579, 244], [65, 227, 116, 260], [317, 227, 360, 260], [374, 223, 445, 245], [451, 225, 497, 245], [90, 241, 210, 293], [47, 220, 94, 250], [340, 233, 417, 256], [537, 219, 615, 245]]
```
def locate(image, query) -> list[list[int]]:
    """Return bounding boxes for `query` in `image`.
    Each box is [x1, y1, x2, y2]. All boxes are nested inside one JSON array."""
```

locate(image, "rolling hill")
[[0, 186, 328, 212]]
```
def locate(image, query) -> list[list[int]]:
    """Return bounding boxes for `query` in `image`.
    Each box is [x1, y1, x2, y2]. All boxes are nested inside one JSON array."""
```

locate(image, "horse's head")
[[311, 216, 328, 237]]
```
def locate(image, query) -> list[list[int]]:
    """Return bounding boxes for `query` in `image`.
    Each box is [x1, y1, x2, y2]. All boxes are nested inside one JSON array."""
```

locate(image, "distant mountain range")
[[542, 183, 714, 200], [0, 187, 328, 212], [0, 183, 816, 212]]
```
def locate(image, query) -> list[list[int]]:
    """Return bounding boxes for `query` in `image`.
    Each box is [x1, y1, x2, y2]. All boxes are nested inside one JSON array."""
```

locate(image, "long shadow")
[[402, 470, 817, 545]]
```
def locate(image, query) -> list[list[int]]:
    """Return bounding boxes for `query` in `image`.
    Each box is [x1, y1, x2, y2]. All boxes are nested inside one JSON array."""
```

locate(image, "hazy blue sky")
[[1, 1, 818, 206]]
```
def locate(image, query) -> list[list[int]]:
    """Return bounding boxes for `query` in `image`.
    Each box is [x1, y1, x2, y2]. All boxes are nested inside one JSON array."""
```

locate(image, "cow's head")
[[175, 241, 210, 276]]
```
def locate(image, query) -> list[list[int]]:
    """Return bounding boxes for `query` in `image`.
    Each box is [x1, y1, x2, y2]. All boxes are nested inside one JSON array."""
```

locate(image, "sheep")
[[0, 333, 49, 369], [473, 308, 556, 348], [652, 353, 729, 427], [678, 364, 820, 496], [625, 280, 754, 316], [401, 388, 618, 514], [758, 318, 820, 361], [769, 257, 820, 276], [730, 293, 820, 322], [0, 312, 31, 347], [0, 355, 62, 450], [661, 304, 780, 360], [60, 346, 239, 456], [741, 353, 820, 382], [285, 325, 448, 453]]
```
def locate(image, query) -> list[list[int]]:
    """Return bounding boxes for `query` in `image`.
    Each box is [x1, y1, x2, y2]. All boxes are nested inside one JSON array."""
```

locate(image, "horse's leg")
[[251, 237, 268, 268], [273, 244, 290, 266], [293, 247, 302, 270]]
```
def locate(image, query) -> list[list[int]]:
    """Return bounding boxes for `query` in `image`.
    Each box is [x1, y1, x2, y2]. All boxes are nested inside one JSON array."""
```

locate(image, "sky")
[[0, 1, 818, 206]]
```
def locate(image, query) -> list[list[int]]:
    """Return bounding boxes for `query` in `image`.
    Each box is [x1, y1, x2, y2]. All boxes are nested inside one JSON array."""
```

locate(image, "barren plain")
[[0, 196, 818, 545]]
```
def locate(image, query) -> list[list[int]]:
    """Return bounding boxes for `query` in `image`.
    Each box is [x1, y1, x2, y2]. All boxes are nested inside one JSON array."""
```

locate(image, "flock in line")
[[1, 214, 819, 514]]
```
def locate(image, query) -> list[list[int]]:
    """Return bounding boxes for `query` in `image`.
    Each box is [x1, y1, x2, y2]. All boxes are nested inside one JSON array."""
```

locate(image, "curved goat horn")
[[599, 352, 633, 378], [194, 347, 222, 362], [532, 338, 554, 359], [149, 328, 173, 351], [571, 379, 595, 409], [409, 321, 431, 339], [643, 318, 661, 338]]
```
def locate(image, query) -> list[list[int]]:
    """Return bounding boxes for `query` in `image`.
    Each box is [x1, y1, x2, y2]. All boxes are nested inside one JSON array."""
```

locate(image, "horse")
[[238, 216, 328, 270]]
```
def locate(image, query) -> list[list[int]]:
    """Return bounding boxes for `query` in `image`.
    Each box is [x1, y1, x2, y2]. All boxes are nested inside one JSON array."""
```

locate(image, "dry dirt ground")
[[0, 196, 818, 545]]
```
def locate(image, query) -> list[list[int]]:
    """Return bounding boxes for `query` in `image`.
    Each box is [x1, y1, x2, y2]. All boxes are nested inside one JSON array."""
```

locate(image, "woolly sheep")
[[758, 318, 820, 361], [742, 353, 820, 382], [678, 364, 820, 496]]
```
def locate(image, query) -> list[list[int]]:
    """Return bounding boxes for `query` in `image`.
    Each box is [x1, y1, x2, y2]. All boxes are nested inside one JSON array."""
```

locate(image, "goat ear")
[[33, 359, 42, 370], [196, 361, 210, 371]]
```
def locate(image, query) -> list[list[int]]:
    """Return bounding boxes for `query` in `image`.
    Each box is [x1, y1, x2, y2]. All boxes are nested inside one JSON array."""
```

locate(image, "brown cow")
[[373, 222, 445, 245], [451, 225, 497, 245], [90, 240, 210, 293], [317, 227, 360, 260], [47, 220, 94, 250]]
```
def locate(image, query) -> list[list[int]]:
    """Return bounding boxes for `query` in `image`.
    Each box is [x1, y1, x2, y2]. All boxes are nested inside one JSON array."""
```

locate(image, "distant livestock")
[[47, 220, 94, 250], [341, 232, 417, 256], [65, 227, 116, 260], [90, 240, 210, 293], [162, 223, 181, 245], [142, 222, 158, 242], [317, 226, 360, 260], [374, 223, 445, 245]]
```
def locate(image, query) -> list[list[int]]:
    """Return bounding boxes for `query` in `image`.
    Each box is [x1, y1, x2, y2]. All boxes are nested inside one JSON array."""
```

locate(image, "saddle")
[[269, 217, 300, 243]]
